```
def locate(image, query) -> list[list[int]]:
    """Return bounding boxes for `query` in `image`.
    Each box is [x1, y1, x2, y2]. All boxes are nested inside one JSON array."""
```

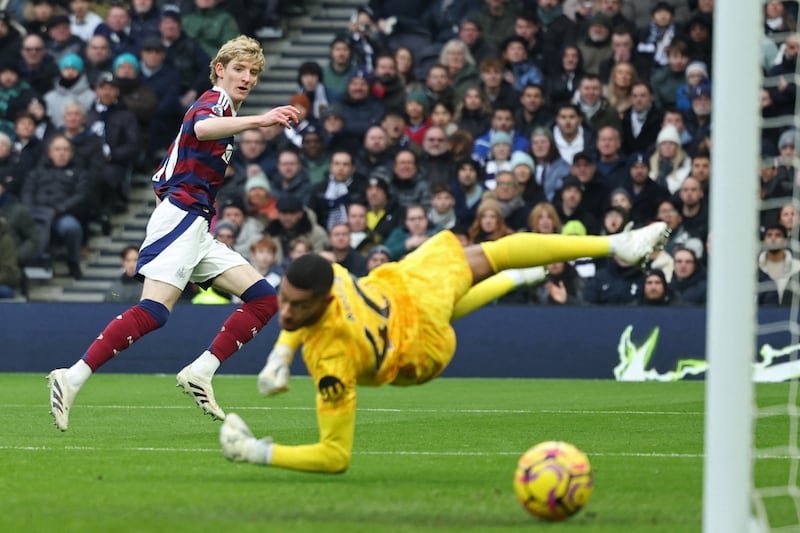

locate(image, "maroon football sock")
[[208, 294, 278, 363], [82, 304, 165, 371]]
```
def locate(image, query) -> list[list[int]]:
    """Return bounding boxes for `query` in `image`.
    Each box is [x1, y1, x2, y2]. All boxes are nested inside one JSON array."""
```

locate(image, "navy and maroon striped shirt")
[[152, 87, 236, 218]]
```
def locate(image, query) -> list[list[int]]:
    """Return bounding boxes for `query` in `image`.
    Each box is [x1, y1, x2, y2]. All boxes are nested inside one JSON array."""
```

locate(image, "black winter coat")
[[21, 159, 89, 217]]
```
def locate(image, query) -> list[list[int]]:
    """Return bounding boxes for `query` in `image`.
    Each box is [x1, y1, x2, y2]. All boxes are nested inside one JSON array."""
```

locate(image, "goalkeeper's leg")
[[467, 222, 667, 284], [451, 267, 546, 321]]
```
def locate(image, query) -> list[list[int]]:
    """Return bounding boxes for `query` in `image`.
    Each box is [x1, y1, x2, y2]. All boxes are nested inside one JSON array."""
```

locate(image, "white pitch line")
[[0, 445, 793, 459], [0, 445, 694, 457], [6, 404, 705, 415]]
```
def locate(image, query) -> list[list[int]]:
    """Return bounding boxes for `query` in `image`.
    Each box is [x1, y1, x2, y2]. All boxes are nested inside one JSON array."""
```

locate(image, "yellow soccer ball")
[[513, 440, 593, 520]]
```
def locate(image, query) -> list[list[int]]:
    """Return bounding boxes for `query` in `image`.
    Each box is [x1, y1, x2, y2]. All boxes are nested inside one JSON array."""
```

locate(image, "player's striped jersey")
[[300, 263, 421, 389], [151, 86, 236, 217]]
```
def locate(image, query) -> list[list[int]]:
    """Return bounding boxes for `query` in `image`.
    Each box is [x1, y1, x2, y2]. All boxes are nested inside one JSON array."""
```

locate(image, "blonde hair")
[[605, 61, 639, 114], [209, 35, 266, 85]]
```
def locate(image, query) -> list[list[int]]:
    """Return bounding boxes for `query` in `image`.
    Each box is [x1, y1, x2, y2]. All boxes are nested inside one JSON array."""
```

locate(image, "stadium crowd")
[[0, 0, 796, 307]]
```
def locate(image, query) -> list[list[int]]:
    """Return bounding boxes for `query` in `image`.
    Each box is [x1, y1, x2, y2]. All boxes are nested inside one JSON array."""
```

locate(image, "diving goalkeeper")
[[220, 223, 668, 473]]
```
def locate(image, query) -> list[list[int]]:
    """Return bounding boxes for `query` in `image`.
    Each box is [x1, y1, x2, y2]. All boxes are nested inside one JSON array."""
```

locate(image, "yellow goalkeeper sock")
[[452, 268, 546, 321], [452, 272, 517, 321], [479, 233, 611, 272]]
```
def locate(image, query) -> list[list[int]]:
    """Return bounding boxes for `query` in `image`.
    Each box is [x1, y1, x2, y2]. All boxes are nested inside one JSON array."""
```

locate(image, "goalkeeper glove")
[[257, 344, 293, 396]]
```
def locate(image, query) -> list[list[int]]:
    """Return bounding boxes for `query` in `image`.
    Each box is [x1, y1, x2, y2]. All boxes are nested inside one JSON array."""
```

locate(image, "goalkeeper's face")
[[278, 280, 332, 331]]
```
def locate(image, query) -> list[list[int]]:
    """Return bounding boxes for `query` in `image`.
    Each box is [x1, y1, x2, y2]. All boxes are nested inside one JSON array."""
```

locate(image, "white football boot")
[[610, 221, 669, 267], [176, 365, 226, 420], [48, 368, 77, 431]]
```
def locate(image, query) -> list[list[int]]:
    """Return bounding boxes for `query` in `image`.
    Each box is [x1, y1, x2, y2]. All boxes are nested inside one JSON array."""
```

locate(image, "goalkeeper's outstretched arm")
[[258, 329, 304, 396], [221, 385, 357, 473], [269, 394, 356, 473]]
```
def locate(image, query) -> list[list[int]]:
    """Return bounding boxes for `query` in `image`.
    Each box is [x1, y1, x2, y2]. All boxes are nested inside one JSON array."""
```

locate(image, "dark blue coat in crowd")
[[165, 33, 212, 95], [141, 63, 183, 151], [670, 268, 708, 306], [583, 259, 645, 305], [338, 94, 385, 148]]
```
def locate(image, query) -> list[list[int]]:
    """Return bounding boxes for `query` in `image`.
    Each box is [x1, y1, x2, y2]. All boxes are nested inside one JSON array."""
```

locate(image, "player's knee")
[[241, 279, 278, 323], [241, 278, 276, 302], [464, 244, 494, 282], [137, 298, 170, 328]]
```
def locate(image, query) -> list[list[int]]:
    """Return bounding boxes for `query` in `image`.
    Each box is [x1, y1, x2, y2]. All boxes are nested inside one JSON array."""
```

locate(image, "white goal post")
[[702, 0, 762, 532]]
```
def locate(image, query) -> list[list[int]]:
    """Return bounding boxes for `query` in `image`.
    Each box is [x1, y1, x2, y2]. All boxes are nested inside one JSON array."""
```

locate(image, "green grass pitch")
[[0, 374, 792, 532]]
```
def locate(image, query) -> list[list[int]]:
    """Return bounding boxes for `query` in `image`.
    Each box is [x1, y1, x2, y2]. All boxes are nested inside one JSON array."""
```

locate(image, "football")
[[513, 440, 593, 520]]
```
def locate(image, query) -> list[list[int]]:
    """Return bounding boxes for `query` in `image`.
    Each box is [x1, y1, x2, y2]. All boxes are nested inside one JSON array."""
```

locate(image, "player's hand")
[[258, 361, 289, 396], [257, 345, 292, 396], [546, 280, 567, 304], [263, 105, 300, 129]]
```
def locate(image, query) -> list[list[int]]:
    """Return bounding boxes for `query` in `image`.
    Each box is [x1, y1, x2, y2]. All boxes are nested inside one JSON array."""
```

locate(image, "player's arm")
[[267, 340, 358, 473], [223, 374, 357, 473], [257, 329, 304, 396], [269, 386, 357, 473], [194, 105, 299, 140], [223, 338, 359, 473]]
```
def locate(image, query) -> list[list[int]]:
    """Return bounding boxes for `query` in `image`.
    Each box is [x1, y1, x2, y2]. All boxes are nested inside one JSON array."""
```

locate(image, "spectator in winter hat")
[[365, 244, 391, 271], [685, 60, 708, 79], [676, 60, 709, 113], [485, 130, 513, 186], [44, 52, 94, 128], [112, 51, 157, 161], [685, 79, 711, 153], [213, 219, 238, 248], [404, 90, 430, 146], [405, 90, 429, 112], [245, 173, 278, 223], [59, 52, 83, 72], [112, 52, 139, 75], [649, 124, 691, 194], [779, 128, 796, 152]]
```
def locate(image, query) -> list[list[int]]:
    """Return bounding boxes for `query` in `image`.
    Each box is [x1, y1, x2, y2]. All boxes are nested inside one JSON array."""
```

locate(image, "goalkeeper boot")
[[48, 368, 77, 431], [220, 413, 273, 463], [610, 221, 669, 267], [176, 365, 226, 421]]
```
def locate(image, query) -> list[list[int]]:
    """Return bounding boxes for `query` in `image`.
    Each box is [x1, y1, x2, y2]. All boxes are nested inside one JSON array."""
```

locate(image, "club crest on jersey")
[[318, 375, 346, 402], [212, 103, 225, 116], [222, 144, 232, 163]]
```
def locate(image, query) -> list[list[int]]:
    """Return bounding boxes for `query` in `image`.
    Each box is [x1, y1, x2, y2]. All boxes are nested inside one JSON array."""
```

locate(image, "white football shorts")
[[137, 198, 248, 289]]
